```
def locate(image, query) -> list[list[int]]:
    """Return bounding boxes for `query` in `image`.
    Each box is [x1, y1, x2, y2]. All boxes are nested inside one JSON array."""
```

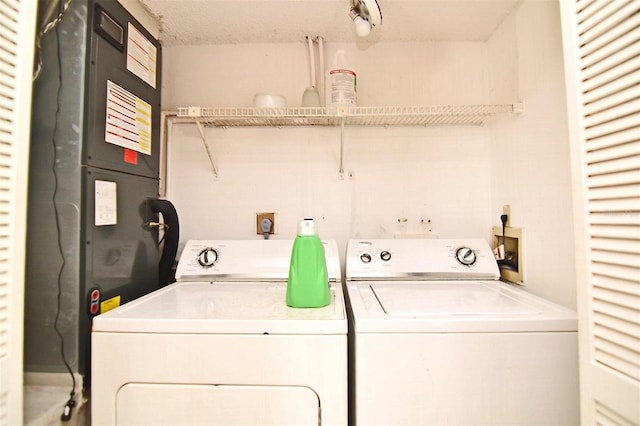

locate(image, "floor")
[[24, 373, 89, 426]]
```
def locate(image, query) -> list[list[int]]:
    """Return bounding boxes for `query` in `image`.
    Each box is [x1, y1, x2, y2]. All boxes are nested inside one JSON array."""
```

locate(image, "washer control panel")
[[455, 247, 477, 266], [346, 238, 500, 281], [359, 250, 392, 263]]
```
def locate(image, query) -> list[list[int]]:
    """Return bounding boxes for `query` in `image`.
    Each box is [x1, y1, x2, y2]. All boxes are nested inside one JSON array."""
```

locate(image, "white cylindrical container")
[[325, 50, 356, 108]]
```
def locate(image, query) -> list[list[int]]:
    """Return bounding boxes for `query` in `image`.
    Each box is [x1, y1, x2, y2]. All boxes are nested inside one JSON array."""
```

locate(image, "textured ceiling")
[[138, 0, 521, 45]]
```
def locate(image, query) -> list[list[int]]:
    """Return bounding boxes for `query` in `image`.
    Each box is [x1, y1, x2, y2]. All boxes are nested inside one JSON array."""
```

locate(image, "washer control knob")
[[197, 247, 218, 267], [380, 251, 392, 261], [456, 247, 476, 266], [360, 253, 372, 263]]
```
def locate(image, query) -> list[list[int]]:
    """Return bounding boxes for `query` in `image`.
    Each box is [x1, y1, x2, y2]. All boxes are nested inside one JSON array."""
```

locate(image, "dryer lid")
[[93, 281, 347, 334]]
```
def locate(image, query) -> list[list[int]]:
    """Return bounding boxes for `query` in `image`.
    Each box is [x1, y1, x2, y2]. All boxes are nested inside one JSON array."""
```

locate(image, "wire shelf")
[[175, 104, 520, 127], [169, 103, 522, 177]]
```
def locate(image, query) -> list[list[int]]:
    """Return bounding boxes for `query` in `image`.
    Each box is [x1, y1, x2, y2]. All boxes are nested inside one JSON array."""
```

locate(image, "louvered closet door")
[[0, 0, 36, 424], [560, 0, 640, 424]]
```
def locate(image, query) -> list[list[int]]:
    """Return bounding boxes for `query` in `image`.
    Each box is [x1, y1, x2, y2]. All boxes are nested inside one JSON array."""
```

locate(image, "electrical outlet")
[[503, 205, 511, 226], [420, 218, 433, 233], [256, 212, 275, 235]]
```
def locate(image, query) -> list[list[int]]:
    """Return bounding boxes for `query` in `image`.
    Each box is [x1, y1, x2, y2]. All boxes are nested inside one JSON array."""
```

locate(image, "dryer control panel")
[[346, 239, 500, 281], [175, 239, 341, 282]]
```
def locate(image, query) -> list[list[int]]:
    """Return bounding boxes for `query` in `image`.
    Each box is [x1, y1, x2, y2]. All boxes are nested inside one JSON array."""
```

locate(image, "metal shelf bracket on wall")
[[166, 103, 523, 177], [339, 117, 346, 179], [195, 117, 218, 178]]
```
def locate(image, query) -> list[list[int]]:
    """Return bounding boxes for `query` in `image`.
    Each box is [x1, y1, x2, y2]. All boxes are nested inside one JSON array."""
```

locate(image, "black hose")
[[149, 199, 180, 287]]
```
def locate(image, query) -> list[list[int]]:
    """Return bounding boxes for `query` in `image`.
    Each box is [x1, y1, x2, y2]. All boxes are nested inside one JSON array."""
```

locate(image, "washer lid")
[[346, 281, 577, 333], [374, 282, 543, 316], [93, 282, 346, 335]]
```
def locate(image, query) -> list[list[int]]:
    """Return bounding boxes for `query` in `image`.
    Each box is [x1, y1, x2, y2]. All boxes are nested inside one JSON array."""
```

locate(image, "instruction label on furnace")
[[105, 80, 152, 155], [126, 22, 157, 88], [95, 180, 117, 226]]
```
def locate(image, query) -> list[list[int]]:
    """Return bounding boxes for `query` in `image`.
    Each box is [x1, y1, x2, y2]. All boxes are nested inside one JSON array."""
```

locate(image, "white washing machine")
[[345, 238, 579, 426], [92, 239, 347, 426]]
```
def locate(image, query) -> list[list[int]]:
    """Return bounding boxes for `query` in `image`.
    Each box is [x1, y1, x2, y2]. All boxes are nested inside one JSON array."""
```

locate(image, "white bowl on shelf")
[[253, 93, 286, 108]]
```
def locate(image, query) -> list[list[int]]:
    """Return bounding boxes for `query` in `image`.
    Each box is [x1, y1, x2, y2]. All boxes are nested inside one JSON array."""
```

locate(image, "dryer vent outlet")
[[492, 225, 523, 284], [256, 213, 275, 235]]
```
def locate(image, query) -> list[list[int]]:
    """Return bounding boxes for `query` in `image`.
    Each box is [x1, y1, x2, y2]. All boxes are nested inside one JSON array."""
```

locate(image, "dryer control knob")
[[380, 251, 392, 261], [455, 247, 476, 266], [360, 253, 372, 263], [197, 247, 218, 267]]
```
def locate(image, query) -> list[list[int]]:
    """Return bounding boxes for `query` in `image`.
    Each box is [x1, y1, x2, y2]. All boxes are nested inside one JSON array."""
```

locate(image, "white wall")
[[161, 41, 489, 109], [166, 124, 493, 240], [163, 42, 493, 251], [162, 0, 576, 309], [488, 0, 576, 308]]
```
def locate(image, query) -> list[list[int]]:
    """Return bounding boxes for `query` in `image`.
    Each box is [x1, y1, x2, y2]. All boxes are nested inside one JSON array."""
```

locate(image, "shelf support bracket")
[[513, 101, 525, 114], [339, 117, 345, 179], [195, 118, 218, 178]]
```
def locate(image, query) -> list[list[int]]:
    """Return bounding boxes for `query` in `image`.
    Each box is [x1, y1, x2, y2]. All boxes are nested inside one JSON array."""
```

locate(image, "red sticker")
[[124, 148, 138, 164]]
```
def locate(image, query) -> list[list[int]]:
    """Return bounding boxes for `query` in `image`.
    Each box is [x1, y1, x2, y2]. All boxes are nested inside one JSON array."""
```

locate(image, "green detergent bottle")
[[287, 219, 330, 308]]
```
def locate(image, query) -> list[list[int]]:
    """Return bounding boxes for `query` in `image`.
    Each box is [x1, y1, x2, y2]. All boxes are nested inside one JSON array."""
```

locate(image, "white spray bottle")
[[325, 49, 356, 112]]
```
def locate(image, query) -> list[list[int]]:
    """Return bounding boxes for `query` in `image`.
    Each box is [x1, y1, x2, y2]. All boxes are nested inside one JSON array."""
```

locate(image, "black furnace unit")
[[26, 0, 162, 387]]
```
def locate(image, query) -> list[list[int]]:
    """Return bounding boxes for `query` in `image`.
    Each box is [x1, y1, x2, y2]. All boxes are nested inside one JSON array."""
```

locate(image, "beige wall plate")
[[492, 225, 523, 284]]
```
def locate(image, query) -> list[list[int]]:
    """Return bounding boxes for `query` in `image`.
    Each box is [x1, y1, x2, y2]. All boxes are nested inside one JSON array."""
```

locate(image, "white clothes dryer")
[[92, 239, 347, 426], [345, 238, 579, 426]]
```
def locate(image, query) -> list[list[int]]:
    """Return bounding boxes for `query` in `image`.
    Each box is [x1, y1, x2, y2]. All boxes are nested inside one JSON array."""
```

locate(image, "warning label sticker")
[[100, 295, 121, 314], [105, 80, 152, 155]]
